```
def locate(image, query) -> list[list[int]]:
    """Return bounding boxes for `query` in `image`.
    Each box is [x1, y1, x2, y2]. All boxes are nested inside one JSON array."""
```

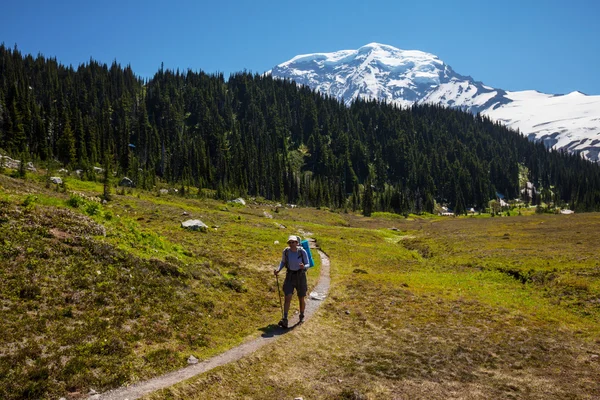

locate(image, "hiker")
[[274, 235, 309, 328]]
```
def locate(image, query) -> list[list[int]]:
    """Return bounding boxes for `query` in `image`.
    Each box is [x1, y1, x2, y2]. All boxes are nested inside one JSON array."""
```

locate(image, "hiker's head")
[[287, 235, 300, 247]]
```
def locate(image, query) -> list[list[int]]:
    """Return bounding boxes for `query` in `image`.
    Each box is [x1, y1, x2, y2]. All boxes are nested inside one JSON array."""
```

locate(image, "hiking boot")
[[299, 313, 305, 323], [278, 318, 288, 328]]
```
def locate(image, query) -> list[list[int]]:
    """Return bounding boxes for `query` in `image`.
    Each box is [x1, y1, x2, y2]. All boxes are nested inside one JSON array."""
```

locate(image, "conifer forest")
[[2, 45, 600, 214]]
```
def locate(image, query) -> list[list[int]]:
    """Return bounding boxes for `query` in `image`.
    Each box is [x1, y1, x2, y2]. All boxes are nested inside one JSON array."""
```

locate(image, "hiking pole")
[[275, 272, 284, 320]]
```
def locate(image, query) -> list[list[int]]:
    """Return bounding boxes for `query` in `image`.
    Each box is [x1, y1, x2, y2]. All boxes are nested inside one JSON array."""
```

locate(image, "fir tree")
[[57, 119, 76, 167]]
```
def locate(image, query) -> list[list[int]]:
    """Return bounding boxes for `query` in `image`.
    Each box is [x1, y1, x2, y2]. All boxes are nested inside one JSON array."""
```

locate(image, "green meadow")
[[0, 171, 598, 400]]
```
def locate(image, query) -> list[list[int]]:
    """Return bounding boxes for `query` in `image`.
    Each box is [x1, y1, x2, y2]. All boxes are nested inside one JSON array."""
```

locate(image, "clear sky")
[[1, 0, 599, 94]]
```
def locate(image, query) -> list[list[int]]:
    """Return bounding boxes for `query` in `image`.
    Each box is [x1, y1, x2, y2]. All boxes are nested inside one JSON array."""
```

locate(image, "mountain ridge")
[[270, 43, 600, 161]]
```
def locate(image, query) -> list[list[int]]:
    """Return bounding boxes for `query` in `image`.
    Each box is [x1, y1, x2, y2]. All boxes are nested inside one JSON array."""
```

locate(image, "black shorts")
[[283, 270, 307, 297]]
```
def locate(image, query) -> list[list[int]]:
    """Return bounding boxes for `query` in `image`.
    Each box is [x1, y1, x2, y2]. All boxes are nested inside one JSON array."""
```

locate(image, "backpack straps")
[[284, 248, 290, 269]]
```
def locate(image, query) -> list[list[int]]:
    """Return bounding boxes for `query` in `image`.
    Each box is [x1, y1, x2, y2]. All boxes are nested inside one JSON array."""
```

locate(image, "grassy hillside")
[[0, 171, 322, 400], [1, 170, 599, 399]]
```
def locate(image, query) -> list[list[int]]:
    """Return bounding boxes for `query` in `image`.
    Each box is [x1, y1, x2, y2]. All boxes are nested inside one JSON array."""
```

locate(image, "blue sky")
[[1, 0, 599, 94]]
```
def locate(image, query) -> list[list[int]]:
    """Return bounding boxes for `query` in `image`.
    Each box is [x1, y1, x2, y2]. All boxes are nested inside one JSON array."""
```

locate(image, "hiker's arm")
[[299, 249, 306, 269], [274, 250, 286, 275], [301, 249, 309, 268]]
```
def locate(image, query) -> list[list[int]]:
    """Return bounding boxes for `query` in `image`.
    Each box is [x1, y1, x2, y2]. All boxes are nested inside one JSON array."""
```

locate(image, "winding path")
[[93, 242, 330, 400]]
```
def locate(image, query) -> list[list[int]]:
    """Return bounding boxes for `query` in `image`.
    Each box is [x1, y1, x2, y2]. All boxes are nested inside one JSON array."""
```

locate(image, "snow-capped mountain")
[[270, 43, 600, 161]]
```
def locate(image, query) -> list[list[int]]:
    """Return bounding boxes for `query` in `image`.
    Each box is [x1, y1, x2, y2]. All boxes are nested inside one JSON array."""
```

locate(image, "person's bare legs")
[[284, 294, 305, 322], [298, 296, 306, 322], [284, 294, 293, 318]]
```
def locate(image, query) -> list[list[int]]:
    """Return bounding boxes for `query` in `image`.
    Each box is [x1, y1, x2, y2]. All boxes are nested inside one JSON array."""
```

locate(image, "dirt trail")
[[93, 242, 330, 400]]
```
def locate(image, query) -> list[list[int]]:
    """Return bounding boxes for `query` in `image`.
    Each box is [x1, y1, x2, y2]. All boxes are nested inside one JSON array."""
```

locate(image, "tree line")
[[1, 44, 600, 213]]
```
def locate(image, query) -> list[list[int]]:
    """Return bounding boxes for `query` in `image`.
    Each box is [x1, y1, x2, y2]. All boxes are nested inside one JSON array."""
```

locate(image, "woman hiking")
[[274, 235, 309, 328]]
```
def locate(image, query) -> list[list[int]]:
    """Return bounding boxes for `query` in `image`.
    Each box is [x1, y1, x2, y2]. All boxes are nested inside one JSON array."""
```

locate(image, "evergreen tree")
[[363, 178, 374, 217], [57, 118, 76, 166], [0, 45, 599, 213]]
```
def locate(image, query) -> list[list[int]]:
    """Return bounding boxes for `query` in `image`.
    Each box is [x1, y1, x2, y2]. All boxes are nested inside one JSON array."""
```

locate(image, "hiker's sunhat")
[[287, 235, 300, 244]]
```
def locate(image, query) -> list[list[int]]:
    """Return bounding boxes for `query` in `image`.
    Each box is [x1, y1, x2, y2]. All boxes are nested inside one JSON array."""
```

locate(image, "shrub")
[[19, 285, 41, 300], [66, 195, 85, 208], [22, 195, 38, 208], [85, 202, 101, 216]]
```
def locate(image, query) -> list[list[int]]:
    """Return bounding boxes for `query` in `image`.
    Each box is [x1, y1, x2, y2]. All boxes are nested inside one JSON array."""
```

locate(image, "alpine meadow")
[[0, 45, 599, 400]]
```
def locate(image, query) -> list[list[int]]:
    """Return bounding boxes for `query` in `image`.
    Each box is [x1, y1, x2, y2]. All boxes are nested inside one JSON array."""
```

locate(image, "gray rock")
[[187, 355, 199, 364], [57, 168, 69, 174], [309, 291, 326, 301], [26, 161, 36, 171], [159, 189, 169, 194], [75, 169, 83, 176], [181, 219, 208, 231], [182, 211, 189, 215], [119, 177, 134, 187], [0, 156, 20, 169], [93, 166, 103, 174], [50, 176, 63, 184], [390, 227, 399, 231], [263, 211, 273, 219], [231, 197, 246, 205], [89, 389, 98, 395]]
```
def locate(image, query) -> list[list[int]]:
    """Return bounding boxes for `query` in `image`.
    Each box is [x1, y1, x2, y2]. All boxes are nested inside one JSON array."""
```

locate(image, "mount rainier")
[[270, 43, 600, 162]]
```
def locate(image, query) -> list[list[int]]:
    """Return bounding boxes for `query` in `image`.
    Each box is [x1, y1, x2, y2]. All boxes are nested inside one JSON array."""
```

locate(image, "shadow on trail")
[[259, 322, 303, 338]]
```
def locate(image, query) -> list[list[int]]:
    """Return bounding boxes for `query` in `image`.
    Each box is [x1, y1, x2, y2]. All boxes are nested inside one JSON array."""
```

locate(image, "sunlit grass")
[[146, 207, 600, 400], [2, 170, 599, 400]]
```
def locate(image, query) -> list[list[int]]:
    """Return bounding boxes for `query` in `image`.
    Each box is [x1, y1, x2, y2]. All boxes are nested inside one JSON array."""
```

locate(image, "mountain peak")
[[358, 42, 397, 52], [270, 44, 600, 162], [271, 43, 455, 107], [356, 42, 438, 60]]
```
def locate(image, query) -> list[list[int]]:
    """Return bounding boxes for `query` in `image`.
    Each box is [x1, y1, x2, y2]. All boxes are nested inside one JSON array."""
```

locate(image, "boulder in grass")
[[181, 219, 208, 231], [119, 177, 135, 187], [231, 197, 246, 206], [1, 156, 20, 169], [50, 177, 63, 184]]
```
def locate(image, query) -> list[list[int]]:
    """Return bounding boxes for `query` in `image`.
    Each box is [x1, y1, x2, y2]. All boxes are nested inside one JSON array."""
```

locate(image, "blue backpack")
[[300, 239, 315, 268]]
